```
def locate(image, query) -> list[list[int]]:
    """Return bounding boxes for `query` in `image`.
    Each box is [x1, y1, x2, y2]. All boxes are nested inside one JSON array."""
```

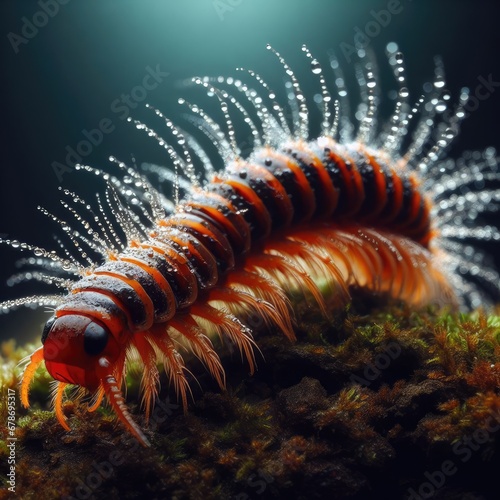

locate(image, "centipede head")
[[41, 314, 121, 390], [20, 314, 151, 447]]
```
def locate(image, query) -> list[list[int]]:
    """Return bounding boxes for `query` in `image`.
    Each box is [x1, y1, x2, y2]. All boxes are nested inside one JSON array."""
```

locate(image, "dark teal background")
[[1, 0, 499, 343]]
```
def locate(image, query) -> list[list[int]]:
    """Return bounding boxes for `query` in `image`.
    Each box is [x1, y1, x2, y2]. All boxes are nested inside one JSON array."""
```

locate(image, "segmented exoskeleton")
[[2, 43, 499, 446]]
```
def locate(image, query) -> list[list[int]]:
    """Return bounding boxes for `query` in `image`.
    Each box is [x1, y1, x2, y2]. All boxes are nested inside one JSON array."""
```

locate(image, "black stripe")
[[171, 213, 233, 276], [393, 177, 414, 224], [258, 156, 301, 219], [160, 233, 217, 291], [321, 148, 350, 216], [120, 249, 176, 321], [379, 170, 396, 219], [145, 240, 198, 309], [189, 194, 250, 255], [94, 261, 164, 327], [76, 275, 147, 329], [207, 182, 266, 240], [281, 147, 320, 220], [58, 291, 128, 329]]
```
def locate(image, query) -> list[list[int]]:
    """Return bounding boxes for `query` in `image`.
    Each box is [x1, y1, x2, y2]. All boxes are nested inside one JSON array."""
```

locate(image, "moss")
[[3, 305, 500, 499]]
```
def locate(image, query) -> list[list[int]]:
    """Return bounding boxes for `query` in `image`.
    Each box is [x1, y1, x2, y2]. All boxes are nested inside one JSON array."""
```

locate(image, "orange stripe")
[[224, 176, 273, 238], [363, 150, 388, 221], [328, 148, 364, 216], [139, 239, 199, 308], [165, 215, 230, 277], [299, 144, 339, 218], [186, 192, 251, 253], [266, 146, 316, 220], [160, 226, 219, 289], [119, 255, 176, 322], [241, 162, 294, 226]]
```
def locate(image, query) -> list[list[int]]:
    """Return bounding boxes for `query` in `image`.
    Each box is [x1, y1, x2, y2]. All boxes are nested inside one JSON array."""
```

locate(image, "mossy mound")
[[2, 305, 500, 499]]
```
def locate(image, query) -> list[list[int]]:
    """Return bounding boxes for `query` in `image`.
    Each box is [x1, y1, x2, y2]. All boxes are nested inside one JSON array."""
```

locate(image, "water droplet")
[[311, 59, 322, 74]]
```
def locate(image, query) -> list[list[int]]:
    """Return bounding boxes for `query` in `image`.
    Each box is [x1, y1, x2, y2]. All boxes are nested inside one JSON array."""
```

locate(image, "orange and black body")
[[50, 139, 435, 350], [11, 45, 497, 447]]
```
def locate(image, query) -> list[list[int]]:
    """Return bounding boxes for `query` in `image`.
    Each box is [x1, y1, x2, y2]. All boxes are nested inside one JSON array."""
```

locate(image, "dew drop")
[[311, 59, 322, 74]]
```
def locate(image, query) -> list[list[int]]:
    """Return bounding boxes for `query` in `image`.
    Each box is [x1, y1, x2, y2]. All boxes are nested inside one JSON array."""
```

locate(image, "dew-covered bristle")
[[1, 42, 499, 314]]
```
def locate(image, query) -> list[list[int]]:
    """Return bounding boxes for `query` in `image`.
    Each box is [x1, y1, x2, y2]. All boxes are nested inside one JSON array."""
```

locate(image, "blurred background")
[[1, 0, 500, 343]]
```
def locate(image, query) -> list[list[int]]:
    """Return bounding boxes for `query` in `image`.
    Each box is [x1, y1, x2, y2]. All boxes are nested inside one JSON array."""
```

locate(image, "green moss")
[[3, 305, 500, 498]]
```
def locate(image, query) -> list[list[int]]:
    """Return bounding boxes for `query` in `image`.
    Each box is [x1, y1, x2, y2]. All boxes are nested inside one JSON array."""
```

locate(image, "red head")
[[41, 314, 121, 390], [20, 313, 150, 446]]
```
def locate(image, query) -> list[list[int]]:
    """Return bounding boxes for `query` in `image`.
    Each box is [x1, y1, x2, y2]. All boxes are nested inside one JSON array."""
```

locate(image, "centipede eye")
[[83, 322, 109, 356], [41, 316, 56, 344]]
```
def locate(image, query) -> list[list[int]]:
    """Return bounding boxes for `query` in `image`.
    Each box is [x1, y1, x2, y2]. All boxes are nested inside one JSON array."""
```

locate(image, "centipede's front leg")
[[19, 345, 45, 408]]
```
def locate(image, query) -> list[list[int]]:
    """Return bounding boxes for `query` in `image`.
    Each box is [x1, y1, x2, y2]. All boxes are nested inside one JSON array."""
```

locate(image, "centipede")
[[1, 43, 499, 447]]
